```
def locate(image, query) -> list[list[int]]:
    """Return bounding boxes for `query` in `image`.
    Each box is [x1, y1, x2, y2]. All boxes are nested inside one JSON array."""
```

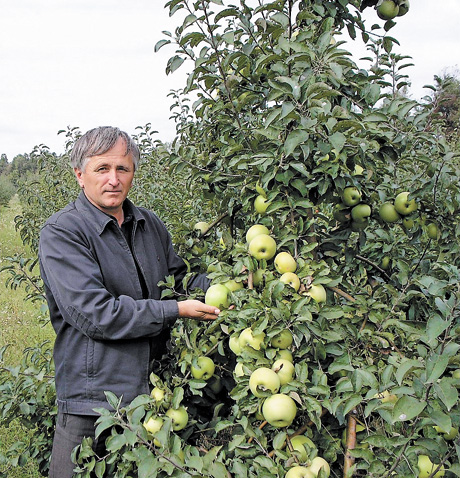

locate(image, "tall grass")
[[0, 195, 54, 478]]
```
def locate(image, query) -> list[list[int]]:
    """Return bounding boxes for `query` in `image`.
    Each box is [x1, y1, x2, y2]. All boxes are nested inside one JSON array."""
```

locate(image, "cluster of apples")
[[378, 191, 439, 239], [246, 224, 327, 301], [333, 186, 371, 232], [143, 356, 220, 444], [143, 387, 189, 445], [229, 327, 297, 427], [375, 0, 409, 20]]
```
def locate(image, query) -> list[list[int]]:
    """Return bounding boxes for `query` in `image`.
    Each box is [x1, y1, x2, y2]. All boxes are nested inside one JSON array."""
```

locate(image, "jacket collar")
[[75, 191, 145, 236]]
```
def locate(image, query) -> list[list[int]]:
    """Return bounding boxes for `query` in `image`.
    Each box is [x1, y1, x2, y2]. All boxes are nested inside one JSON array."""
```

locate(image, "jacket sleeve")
[[39, 223, 179, 342]]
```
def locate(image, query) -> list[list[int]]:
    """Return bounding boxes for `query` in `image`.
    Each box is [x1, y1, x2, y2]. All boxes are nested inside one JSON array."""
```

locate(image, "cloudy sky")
[[1, 0, 459, 159]]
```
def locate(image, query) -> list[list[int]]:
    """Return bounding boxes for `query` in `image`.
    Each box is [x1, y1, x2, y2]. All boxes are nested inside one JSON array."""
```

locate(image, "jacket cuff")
[[162, 300, 179, 329]]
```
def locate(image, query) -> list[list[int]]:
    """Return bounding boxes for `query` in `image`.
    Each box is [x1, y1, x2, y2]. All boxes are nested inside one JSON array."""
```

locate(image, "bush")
[[0, 176, 16, 208]]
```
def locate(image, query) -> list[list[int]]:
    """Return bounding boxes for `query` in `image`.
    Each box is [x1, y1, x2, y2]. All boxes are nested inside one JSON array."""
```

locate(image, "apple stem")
[[343, 413, 357, 477]]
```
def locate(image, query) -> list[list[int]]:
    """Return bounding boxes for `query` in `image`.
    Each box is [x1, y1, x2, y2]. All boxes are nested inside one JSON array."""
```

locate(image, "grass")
[[0, 195, 55, 478]]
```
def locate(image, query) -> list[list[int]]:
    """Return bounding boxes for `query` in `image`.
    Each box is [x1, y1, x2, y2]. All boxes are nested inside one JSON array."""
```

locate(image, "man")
[[38, 126, 220, 477]]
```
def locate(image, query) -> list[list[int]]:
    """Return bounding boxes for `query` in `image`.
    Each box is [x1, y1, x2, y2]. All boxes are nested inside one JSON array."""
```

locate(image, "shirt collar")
[[75, 191, 145, 235]]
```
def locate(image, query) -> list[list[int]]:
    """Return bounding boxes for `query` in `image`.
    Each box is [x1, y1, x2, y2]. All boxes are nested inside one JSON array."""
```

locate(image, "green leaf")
[[434, 377, 459, 411], [425, 354, 449, 384], [328, 131, 346, 152], [284, 130, 309, 156], [426, 315, 450, 343], [154, 39, 171, 52], [392, 396, 426, 422]]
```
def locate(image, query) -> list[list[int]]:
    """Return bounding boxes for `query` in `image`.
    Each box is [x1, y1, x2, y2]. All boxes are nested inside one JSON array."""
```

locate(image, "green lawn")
[[0, 195, 55, 477]]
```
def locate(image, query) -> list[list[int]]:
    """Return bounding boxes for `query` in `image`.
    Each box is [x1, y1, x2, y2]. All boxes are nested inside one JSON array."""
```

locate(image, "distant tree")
[[0, 154, 9, 176], [431, 69, 460, 140]]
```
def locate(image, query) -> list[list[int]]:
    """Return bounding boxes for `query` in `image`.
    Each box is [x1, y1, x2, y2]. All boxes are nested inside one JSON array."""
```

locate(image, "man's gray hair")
[[70, 126, 141, 171]]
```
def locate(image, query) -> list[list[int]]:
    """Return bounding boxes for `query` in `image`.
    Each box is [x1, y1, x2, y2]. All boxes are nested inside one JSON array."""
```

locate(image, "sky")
[[0, 0, 459, 159]]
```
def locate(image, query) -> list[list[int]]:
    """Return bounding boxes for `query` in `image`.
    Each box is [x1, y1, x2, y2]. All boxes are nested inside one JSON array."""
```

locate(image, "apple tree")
[[69, 1, 460, 477]]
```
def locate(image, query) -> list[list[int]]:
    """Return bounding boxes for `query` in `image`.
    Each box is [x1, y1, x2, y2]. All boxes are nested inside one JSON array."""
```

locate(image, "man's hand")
[[177, 300, 220, 321]]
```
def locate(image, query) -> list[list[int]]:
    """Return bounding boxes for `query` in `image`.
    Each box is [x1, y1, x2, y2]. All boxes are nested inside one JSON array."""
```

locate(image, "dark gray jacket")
[[39, 192, 209, 415]]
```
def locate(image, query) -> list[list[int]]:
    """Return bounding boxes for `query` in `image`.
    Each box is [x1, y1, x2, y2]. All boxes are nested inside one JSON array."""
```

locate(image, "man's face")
[[74, 137, 135, 218]]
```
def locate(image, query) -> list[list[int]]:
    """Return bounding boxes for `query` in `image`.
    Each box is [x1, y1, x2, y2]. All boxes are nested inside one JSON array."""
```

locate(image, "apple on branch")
[[165, 406, 189, 431], [306, 284, 326, 303], [272, 358, 295, 385], [289, 435, 317, 463], [280, 272, 301, 292], [285, 466, 315, 478], [191, 356, 216, 380], [239, 327, 266, 351], [270, 329, 293, 349], [394, 191, 417, 216], [274, 252, 297, 273], [246, 224, 270, 244], [205, 283, 229, 309], [248, 234, 277, 260], [249, 367, 281, 397], [262, 393, 297, 427], [341, 186, 362, 207]]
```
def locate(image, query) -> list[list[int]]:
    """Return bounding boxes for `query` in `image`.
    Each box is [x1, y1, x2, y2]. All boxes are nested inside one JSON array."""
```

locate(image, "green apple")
[[246, 224, 270, 244], [165, 406, 189, 431], [397, 0, 410, 16], [150, 387, 165, 402], [285, 466, 315, 478], [191, 356, 215, 380], [381, 256, 391, 270], [254, 194, 271, 214], [333, 204, 350, 223], [341, 187, 362, 207], [280, 272, 301, 292], [253, 268, 266, 287], [262, 393, 297, 427], [249, 367, 281, 397], [374, 390, 398, 403], [452, 369, 460, 380], [143, 416, 164, 445], [376, 0, 399, 20], [433, 425, 458, 440], [274, 252, 297, 273], [351, 220, 368, 231], [224, 279, 244, 292], [426, 223, 439, 240], [239, 327, 266, 351], [194, 221, 210, 235], [417, 455, 445, 478], [248, 234, 277, 260], [379, 202, 400, 223], [402, 216, 415, 230], [272, 358, 295, 385], [290, 435, 316, 463], [275, 348, 294, 363], [394, 191, 417, 215], [205, 284, 229, 309], [229, 334, 242, 355], [307, 284, 326, 303], [234, 362, 245, 377], [308, 456, 330, 478], [351, 203, 371, 223], [271, 330, 293, 349]]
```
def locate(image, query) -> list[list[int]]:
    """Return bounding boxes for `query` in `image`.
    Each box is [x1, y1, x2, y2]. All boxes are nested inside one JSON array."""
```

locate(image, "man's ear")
[[74, 168, 84, 188]]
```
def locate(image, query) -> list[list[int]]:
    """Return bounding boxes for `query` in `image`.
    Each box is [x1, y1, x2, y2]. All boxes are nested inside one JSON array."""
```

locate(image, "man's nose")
[[108, 169, 120, 185]]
